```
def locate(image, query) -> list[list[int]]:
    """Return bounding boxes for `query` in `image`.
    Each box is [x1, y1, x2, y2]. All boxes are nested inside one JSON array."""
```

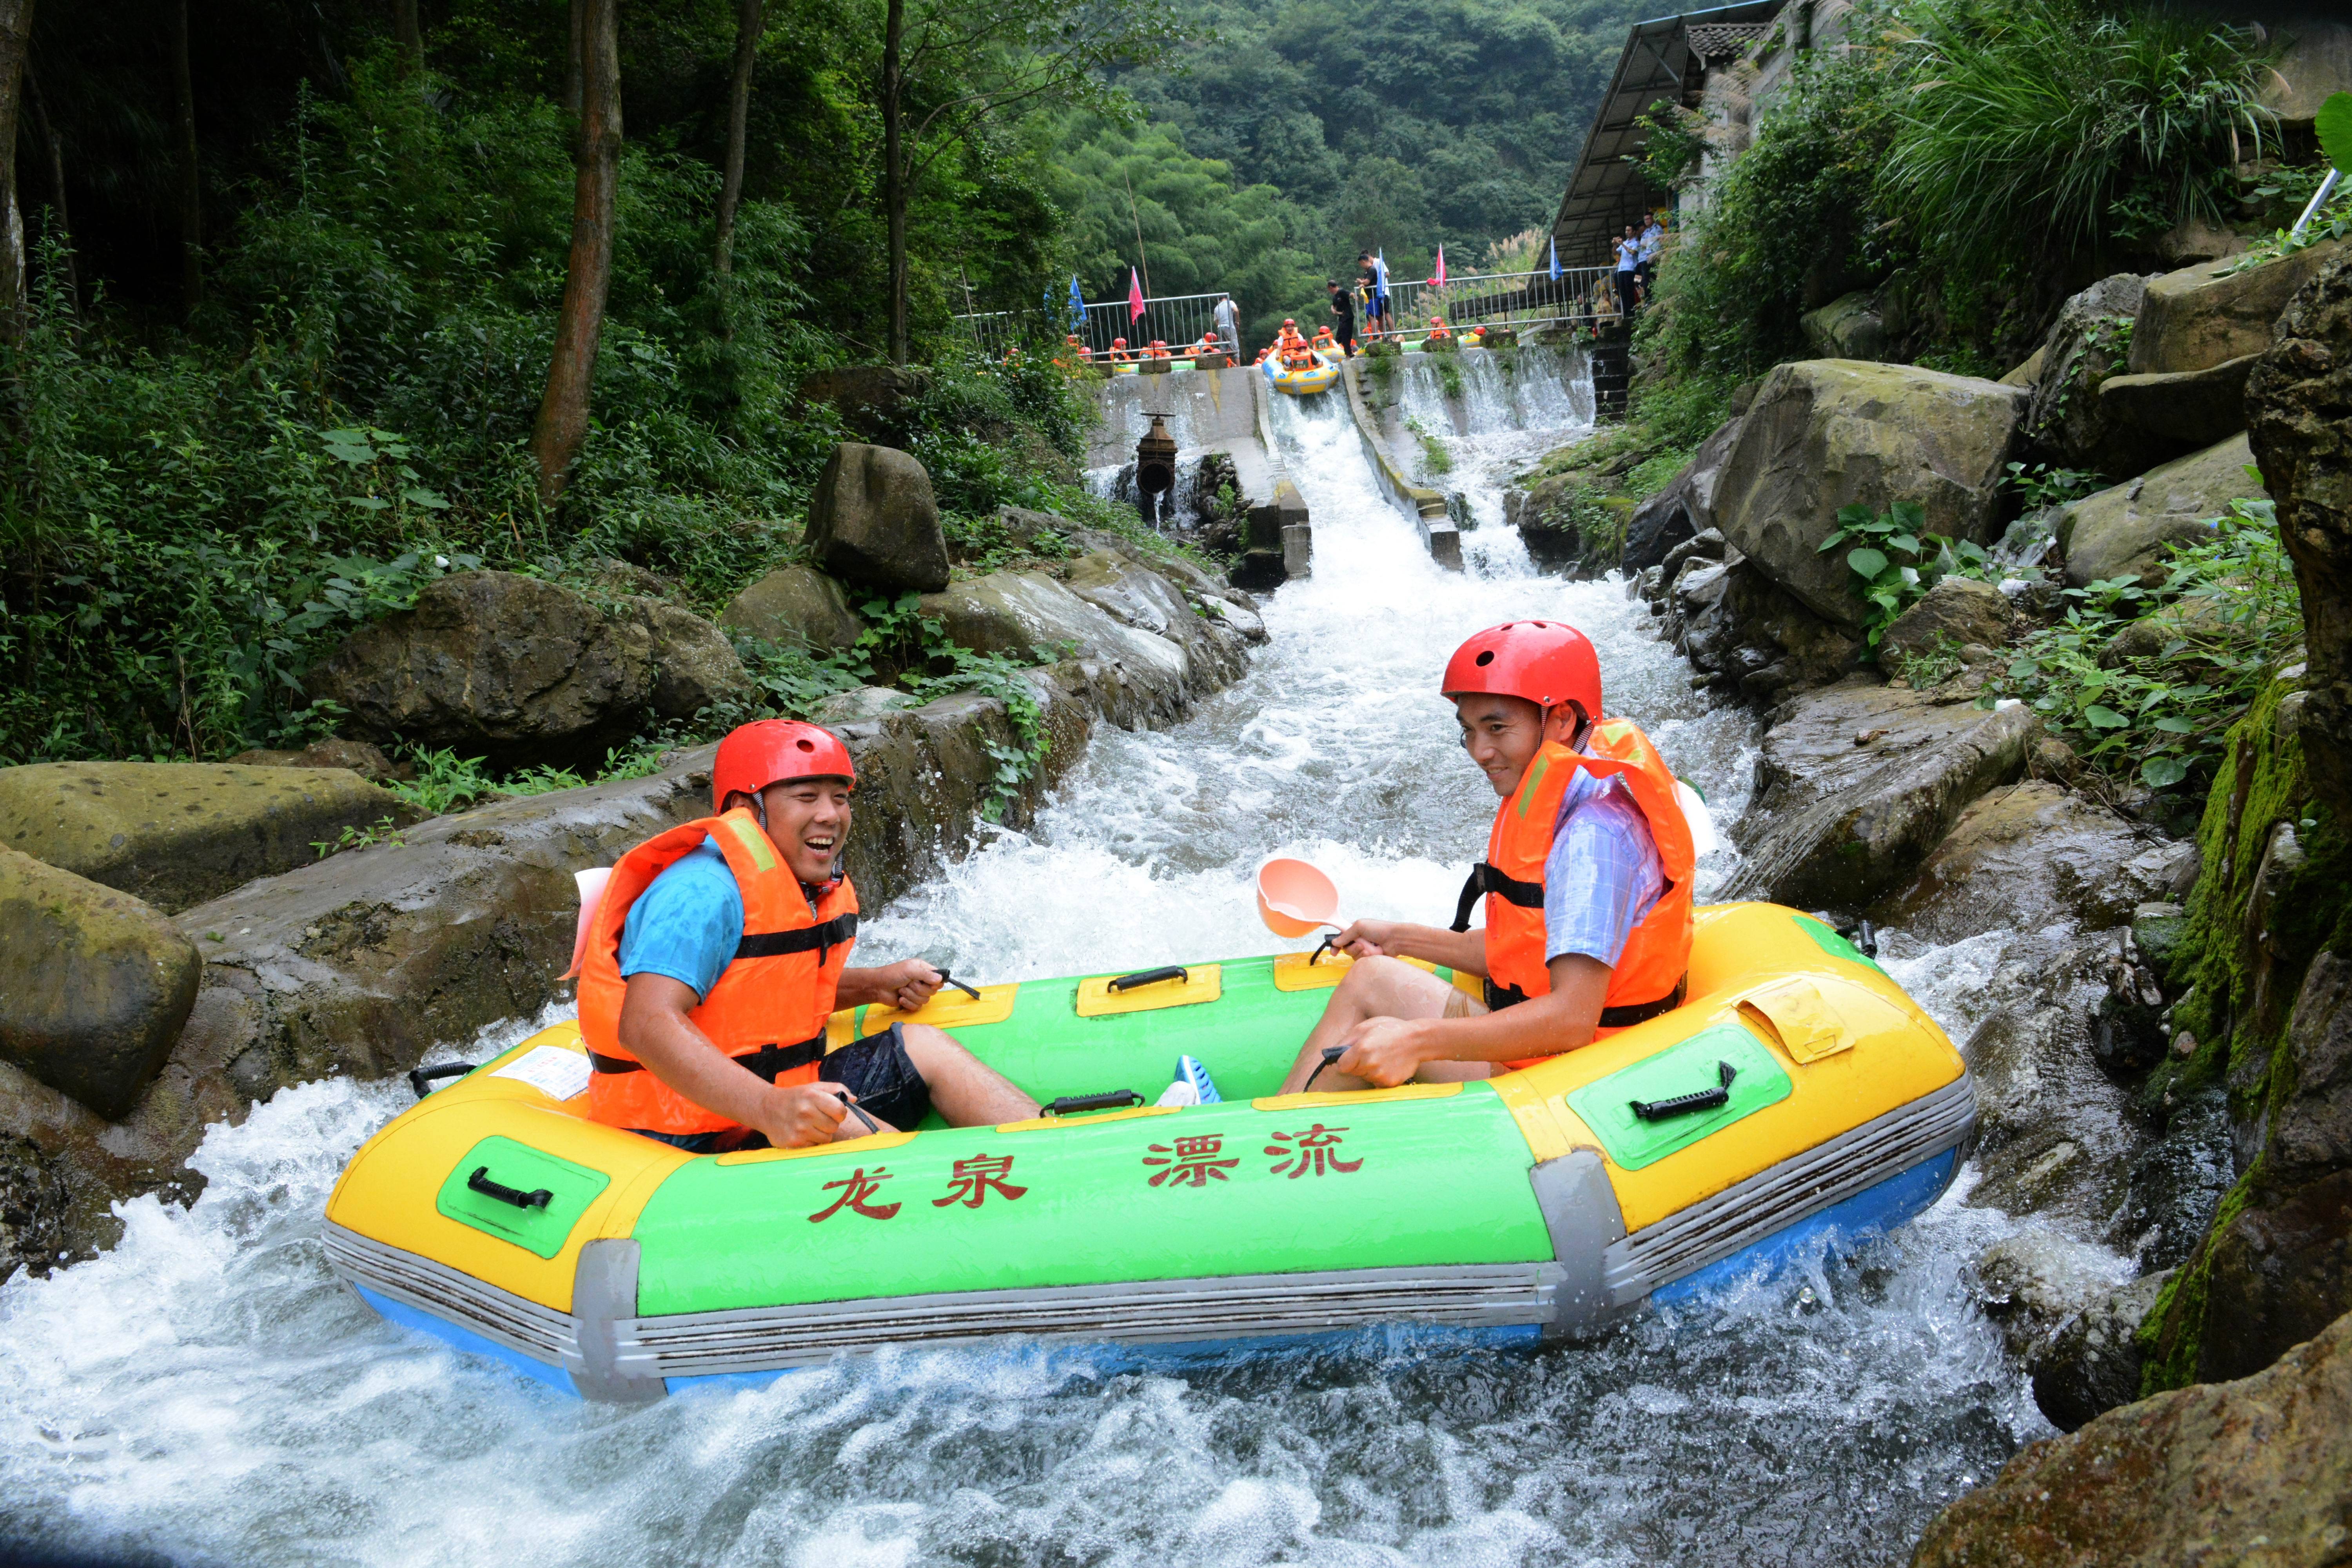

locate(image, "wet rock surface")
[[2095, 352, 2257, 454], [2028, 1268, 2174, 1433], [1872, 782, 2194, 944], [1710, 360, 2028, 629], [804, 441, 950, 592], [0, 847, 201, 1120], [1722, 680, 2039, 911], [1910, 1305, 2352, 1568], [637, 598, 753, 719], [722, 563, 868, 652], [0, 761, 410, 913], [1621, 413, 1742, 573], [2055, 432, 2260, 589]]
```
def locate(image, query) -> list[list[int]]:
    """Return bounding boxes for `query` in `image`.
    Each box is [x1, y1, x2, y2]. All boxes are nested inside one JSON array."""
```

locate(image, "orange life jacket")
[[578, 809, 859, 1136], [1449, 719, 1695, 1061]]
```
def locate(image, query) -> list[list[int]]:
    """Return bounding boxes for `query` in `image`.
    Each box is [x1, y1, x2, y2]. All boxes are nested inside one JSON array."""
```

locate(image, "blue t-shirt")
[[1541, 765, 1665, 970], [617, 842, 747, 1000]]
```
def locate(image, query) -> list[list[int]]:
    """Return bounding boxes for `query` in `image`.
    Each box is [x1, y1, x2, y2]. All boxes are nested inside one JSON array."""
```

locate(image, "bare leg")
[[1277, 958, 1480, 1094], [900, 1022, 1039, 1127]]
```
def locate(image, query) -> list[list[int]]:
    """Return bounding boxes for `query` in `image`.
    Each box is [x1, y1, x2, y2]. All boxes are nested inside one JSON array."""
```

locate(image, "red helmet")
[[1442, 621, 1602, 720], [711, 720, 855, 812]]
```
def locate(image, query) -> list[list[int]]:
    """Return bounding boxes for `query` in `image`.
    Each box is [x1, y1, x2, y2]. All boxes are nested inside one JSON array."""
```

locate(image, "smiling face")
[[748, 777, 854, 882], [1455, 695, 1581, 798]]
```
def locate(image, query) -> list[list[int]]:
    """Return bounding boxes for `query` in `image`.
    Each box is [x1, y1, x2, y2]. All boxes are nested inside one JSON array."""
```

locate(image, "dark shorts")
[[633, 1024, 935, 1154]]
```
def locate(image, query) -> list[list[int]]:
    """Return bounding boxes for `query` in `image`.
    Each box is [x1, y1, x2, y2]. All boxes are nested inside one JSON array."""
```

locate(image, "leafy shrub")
[[1986, 497, 2299, 792], [1818, 499, 1991, 655], [2005, 461, 2108, 511]]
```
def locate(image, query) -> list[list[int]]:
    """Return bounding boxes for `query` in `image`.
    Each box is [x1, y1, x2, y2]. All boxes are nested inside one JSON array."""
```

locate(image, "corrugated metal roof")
[[1549, 1, 1786, 267]]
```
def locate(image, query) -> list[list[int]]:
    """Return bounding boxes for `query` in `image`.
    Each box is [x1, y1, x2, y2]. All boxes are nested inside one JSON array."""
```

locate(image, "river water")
[[0, 372, 2054, 1568]]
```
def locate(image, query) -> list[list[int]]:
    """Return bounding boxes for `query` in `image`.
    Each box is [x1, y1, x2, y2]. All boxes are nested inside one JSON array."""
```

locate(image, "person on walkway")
[[1637, 214, 1666, 297], [1357, 252, 1388, 339], [1276, 621, 1694, 1093], [1328, 279, 1357, 357], [579, 720, 1038, 1151], [1614, 225, 1642, 310], [1213, 293, 1241, 360]]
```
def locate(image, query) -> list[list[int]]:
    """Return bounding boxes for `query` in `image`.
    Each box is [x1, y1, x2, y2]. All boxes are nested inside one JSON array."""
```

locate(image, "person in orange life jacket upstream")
[[1276, 620, 1695, 1093], [577, 720, 1038, 1151]]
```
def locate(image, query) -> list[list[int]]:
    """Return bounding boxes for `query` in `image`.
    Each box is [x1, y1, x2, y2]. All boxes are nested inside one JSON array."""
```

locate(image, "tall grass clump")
[[1880, 0, 2277, 267]]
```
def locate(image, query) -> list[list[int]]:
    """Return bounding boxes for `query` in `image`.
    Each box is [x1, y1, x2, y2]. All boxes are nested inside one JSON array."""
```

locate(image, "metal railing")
[[952, 267, 1644, 362], [954, 290, 1233, 363]]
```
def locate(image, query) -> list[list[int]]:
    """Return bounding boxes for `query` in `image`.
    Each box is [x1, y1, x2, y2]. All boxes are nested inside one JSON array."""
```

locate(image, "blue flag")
[[1068, 274, 1087, 328], [1549, 237, 1562, 281]]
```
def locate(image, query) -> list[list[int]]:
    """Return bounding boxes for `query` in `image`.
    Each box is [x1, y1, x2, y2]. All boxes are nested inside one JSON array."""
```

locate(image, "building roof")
[[1549, 1, 1785, 267]]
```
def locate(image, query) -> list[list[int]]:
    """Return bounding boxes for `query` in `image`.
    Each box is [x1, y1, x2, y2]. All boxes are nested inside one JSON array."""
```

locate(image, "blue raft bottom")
[[357, 1147, 1962, 1399]]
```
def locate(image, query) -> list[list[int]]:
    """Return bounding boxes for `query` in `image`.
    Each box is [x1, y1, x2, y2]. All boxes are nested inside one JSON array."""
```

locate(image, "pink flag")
[[1128, 268, 1146, 321], [1434, 244, 1447, 289]]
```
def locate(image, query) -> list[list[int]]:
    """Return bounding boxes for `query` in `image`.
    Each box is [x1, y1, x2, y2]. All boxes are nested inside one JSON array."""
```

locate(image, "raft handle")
[[936, 969, 984, 1002], [1044, 1090, 1146, 1116], [1302, 1045, 1347, 1092], [1630, 1060, 1739, 1122], [1107, 965, 1189, 993], [409, 1062, 478, 1099], [467, 1165, 554, 1210]]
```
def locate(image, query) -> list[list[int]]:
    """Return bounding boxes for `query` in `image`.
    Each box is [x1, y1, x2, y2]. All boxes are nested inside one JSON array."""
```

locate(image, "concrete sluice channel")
[[0, 358, 2062, 1567]]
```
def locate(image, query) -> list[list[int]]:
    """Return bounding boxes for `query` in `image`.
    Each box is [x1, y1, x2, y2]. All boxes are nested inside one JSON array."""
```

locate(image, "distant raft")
[[1263, 348, 1340, 396], [325, 902, 1976, 1401]]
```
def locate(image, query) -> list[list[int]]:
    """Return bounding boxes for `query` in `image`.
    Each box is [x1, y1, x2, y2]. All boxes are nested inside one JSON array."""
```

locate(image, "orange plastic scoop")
[[1256, 857, 1341, 939]]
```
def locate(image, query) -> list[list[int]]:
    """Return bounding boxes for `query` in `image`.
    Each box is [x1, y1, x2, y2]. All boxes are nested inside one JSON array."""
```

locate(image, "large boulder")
[[1711, 361, 2029, 629], [1721, 680, 2039, 911], [1878, 576, 2016, 673], [920, 571, 1203, 730], [2129, 240, 2347, 377], [1060, 550, 1248, 691], [1872, 782, 2197, 944], [721, 563, 867, 653], [804, 443, 950, 593], [305, 570, 658, 771], [2261, 20, 2352, 128], [2094, 352, 2258, 454], [1798, 291, 1886, 360], [0, 847, 200, 1119], [2248, 253, 2352, 825], [222, 738, 399, 782], [2055, 431, 2261, 589], [1909, 1306, 2352, 1568], [634, 599, 752, 720], [1621, 412, 1743, 572], [2020, 272, 2161, 477], [0, 761, 407, 913]]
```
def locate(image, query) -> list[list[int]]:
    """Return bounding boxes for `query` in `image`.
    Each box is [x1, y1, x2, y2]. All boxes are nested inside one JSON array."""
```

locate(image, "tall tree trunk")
[[169, 0, 201, 312], [529, 0, 621, 511], [26, 62, 72, 318], [882, 0, 906, 364], [713, 0, 760, 286], [391, 0, 424, 75], [0, 0, 36, 344]]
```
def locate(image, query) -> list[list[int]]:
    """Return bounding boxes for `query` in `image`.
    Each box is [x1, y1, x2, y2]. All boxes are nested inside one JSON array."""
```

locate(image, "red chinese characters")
[[932, 1152, 1028, 1209], [808, 1166, 900, 1222], [1265, 1123, 1361, 1178], [1141, 1134, 1241, 1188]]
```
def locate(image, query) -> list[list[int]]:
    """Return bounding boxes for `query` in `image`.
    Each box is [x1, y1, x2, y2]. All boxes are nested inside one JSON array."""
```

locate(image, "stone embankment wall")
[[1586, 237, 2352, 1562], [0, 443, 1262, 1279]]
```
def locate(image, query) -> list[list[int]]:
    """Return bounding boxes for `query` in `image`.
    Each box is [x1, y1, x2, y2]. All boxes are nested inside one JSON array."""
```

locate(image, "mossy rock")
[[0, 761, 412, 913]]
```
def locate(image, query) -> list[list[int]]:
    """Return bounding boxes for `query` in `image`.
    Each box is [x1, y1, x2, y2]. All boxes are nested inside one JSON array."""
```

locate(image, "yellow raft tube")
[[325, 902, 1972, 1400], [1263, 348, 1341, 396]]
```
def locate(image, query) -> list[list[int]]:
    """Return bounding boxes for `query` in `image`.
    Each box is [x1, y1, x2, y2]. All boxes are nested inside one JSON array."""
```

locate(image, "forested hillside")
[[1054, 0, 1649, 337]]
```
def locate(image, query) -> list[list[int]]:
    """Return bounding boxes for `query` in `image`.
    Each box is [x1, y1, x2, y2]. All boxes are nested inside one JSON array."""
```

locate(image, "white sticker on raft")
[[492, 1045, 592, 1102]]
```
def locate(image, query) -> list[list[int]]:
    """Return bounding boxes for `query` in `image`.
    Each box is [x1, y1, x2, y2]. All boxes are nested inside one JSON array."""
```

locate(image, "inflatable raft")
[[325, 902, 1973, 1401], [1264, 349, 1340, 396]]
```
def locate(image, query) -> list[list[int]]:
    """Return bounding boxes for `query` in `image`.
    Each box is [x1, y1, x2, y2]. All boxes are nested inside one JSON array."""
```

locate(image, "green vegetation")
[[2, 5, 1134, 773], [1642, 0, 2284, 383], [1819, 499, 1993, 656], [1985, 498, 2302, 797]]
